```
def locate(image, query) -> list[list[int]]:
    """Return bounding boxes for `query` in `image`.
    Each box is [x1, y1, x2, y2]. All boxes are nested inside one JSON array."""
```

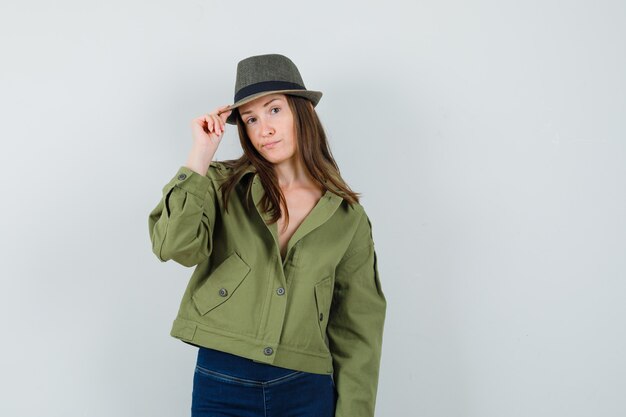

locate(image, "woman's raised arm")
[[147, 105, 232, 267]]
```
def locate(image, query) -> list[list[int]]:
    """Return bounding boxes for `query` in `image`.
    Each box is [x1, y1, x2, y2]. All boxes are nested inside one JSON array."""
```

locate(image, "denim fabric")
[[192, 347, 337, 417]]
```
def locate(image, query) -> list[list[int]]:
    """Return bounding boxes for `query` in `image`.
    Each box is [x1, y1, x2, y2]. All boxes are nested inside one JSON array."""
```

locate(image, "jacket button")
[[319, 313, 324, 321], [276, 287, 285, 295], [263, 347, 274, 356], [178, 173, 187, 180], [218, 288, 228, 297]]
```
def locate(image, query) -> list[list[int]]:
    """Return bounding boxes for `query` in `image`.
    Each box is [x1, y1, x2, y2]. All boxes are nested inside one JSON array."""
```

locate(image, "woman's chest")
[[276, 187, 324, 259]]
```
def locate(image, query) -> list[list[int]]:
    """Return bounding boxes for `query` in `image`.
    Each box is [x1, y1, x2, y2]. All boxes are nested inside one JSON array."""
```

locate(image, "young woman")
[[148, 54, 387, 417]]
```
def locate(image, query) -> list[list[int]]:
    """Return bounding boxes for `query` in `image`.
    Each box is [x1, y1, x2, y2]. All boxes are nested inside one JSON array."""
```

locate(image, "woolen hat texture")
[[220, 54, 322, 125]]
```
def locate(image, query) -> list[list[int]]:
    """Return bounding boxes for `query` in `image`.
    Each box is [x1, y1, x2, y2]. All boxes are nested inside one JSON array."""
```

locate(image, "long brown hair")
[[219, 94, 360, 232]]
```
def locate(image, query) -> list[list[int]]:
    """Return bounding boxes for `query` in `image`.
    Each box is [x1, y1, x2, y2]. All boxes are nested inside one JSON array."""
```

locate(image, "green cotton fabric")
[[148, 161, 387, 417]]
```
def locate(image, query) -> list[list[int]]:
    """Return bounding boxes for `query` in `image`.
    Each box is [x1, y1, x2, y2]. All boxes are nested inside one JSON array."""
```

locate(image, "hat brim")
[[222, 89, 322, 125]]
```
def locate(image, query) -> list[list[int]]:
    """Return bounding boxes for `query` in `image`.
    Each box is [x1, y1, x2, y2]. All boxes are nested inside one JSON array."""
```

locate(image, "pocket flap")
[[314, 276, 332, 322], [192, 251, 251, 315]]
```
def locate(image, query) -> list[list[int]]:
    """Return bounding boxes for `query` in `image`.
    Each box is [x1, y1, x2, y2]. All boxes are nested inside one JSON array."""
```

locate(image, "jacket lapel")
[[249, 172, 343, 261], [284, 190, 343, 255]]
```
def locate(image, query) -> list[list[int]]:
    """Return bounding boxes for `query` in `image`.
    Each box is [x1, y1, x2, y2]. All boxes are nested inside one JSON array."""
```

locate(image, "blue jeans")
[[191, 346, 337, 417]]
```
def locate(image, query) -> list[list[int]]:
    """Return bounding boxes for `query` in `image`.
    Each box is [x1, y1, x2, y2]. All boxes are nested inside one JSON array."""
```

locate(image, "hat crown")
[[224, 53, 322, 125], [234, 54, 306, 95]]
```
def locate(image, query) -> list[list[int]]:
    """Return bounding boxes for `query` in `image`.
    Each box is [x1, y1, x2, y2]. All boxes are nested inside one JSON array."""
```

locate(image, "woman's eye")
[[246, 108, 279, 124]]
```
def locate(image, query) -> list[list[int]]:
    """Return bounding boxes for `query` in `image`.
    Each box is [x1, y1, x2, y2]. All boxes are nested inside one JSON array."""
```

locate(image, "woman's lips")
[[263, 140, 281, 149]]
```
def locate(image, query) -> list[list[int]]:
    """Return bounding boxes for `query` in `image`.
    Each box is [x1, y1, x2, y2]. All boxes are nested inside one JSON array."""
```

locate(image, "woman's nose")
[[260, 119, 274, 136]]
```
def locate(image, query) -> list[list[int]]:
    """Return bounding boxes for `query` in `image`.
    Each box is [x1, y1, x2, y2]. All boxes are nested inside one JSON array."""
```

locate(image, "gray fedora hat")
[[219, 54, 323, 125]]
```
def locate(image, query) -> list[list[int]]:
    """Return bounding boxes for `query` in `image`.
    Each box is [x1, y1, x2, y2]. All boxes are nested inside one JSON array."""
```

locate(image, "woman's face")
[[238, 93, 297, 164]]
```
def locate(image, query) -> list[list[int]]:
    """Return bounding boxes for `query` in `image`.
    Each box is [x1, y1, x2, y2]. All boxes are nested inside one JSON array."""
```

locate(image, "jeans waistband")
[[195, 346, 303, 382]]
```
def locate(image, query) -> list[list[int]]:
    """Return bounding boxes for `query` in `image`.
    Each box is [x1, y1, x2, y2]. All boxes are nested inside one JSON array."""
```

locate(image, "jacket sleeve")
[[148, 165, 218, 267], [327, 212, 387, 417]]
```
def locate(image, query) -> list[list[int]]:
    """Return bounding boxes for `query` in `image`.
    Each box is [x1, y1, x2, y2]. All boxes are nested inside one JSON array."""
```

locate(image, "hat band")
[[235, 80, 305, 102]]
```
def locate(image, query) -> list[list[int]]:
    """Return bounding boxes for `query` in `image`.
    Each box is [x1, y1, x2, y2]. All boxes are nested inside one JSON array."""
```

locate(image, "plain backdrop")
[[1, 1, 625, 416]]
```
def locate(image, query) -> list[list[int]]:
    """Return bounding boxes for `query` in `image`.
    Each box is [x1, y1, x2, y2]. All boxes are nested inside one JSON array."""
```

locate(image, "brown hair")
[[218, 94, 360, 233]]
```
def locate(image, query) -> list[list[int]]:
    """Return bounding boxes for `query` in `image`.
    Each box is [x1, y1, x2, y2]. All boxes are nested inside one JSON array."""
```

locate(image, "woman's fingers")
[[219, 109, 232, 124], [209, 114, 222, 135], [216, 105, 233, 124], [216, 104, 231, 115], [192, 115, 210, 133], [204, 114, 215, 133], [191, 105, 231, 142]]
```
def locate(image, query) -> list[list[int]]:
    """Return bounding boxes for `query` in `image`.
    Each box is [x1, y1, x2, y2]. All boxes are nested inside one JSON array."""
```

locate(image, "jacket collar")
[[237, 163, 258, 184], [242, 164, 344, 262]]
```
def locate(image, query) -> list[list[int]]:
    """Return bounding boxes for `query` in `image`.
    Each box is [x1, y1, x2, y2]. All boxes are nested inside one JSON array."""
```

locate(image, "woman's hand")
[[185, 105, 233, 176], [191, 104, 233, 147]]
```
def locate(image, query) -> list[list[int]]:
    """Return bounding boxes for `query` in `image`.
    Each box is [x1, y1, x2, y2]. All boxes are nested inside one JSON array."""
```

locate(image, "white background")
[[1, 1, 625, 416]]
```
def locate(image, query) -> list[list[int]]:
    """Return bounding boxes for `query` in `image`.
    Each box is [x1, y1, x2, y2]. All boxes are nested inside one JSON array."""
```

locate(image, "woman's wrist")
[[185, 142, 217, 176]]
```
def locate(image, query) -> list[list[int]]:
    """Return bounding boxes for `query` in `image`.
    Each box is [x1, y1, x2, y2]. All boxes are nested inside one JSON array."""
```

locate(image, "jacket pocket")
[[192, 251, 251, 316], [314, 276, 333, 343]]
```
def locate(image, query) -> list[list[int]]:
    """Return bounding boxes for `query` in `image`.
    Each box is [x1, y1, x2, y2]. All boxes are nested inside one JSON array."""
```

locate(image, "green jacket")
[[148, 160, 387, 417]]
